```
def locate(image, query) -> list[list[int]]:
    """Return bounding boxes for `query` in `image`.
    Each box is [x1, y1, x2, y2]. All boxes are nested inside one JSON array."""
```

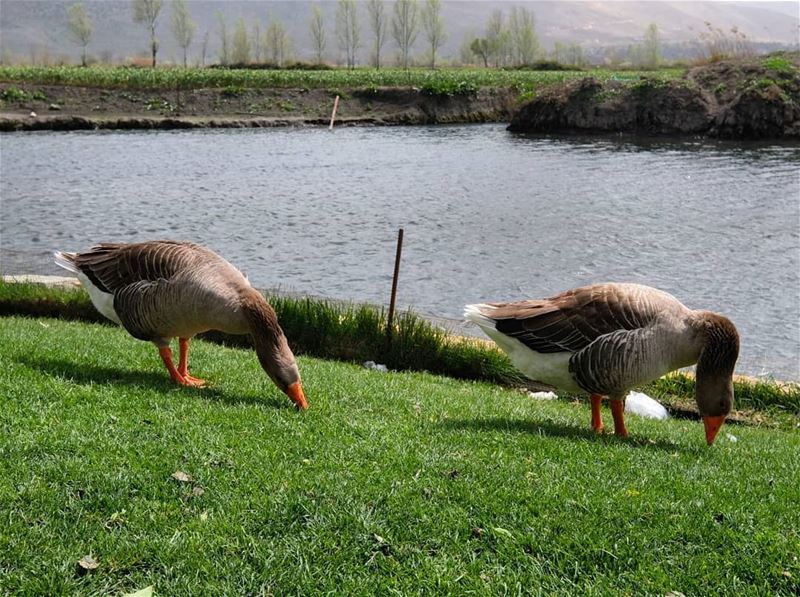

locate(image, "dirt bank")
[[508, 54, 800, 139], [0, 84, 516, 131]]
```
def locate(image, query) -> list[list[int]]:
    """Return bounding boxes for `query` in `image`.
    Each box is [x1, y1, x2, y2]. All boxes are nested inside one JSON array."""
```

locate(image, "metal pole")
[[386, 228, 404, 342]]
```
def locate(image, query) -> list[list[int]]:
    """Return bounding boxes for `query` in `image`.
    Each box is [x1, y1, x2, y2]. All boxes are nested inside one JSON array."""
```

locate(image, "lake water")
[[1, 125, 798, 379]]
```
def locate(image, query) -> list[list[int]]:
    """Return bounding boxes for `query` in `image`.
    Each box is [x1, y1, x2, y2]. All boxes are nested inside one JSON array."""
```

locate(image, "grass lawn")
[[1, 315, 798, 595]]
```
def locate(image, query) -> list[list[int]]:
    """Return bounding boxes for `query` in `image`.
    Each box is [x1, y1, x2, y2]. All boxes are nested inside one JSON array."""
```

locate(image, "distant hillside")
[[1, 0, 797, 65]]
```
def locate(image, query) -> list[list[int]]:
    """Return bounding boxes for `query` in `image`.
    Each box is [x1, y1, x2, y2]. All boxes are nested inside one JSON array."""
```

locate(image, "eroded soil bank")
[[0, 85, 516, 131], [509, 54, 800, 139]]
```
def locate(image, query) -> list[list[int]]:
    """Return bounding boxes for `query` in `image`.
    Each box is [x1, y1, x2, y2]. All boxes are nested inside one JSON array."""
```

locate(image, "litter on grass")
[[527, 391, 558, 400], [363, 361, 388, 372], [624, 391, 669, 420]]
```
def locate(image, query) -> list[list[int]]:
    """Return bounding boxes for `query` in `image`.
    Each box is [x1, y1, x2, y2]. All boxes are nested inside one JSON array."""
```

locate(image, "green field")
[[0, 65, 684, 94], [1, 315, 798, 595]]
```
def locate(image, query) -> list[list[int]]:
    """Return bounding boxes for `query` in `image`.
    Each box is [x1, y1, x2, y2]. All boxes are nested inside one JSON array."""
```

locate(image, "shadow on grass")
[[16, 355, 288, 410], [441, 417, 691, 452]]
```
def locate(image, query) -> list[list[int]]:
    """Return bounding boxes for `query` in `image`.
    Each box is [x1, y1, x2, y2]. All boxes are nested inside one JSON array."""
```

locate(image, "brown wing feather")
[[71, 240, 213, 293], [488, 283, 681, 354]]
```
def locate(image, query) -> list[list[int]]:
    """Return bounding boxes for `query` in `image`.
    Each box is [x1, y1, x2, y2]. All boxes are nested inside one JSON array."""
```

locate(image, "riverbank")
[[509, 53, 800, 139], [0, 65, 679, 131], [0, 85, 517, 130]]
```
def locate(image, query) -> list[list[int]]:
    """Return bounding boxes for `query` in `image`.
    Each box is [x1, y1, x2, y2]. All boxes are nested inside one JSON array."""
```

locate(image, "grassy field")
[[1, 315, 798, 595], [0, 65, 684, 94]]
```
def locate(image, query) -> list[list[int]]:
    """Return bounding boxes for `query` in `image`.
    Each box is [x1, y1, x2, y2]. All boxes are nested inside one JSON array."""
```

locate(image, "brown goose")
[[54, 240, 307, 410], [465, 283, 739, 445]]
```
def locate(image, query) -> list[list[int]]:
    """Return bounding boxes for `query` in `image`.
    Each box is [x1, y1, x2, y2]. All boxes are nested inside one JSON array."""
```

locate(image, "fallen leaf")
[[200, 510, 209, 521], [104, 511, 126, 529], [782, 570, 792, 579], [76, 555, 98, 576], [122, 587, 154, 597], [492, 527, 514, 539], [664, 592, 686, 597], [192, 486, 205, 497], [171, 471, 192, 483]]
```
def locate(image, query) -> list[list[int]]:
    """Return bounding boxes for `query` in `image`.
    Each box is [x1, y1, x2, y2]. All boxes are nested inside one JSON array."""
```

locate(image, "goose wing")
[[66, 240, 214, 294], [485, 283, 681, 354]]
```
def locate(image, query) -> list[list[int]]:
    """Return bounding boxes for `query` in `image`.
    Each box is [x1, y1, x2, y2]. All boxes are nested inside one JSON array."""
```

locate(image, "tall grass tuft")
[[0, 280, 519, 385]]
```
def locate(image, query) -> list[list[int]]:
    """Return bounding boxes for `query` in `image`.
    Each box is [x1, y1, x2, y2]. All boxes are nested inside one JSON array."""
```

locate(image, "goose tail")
[[53, 251, 79, 274], [464, 303, 499, 330]]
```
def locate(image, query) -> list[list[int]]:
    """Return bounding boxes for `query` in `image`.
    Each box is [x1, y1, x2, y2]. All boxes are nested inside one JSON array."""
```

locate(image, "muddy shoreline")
[[0, 85, 517, 131]]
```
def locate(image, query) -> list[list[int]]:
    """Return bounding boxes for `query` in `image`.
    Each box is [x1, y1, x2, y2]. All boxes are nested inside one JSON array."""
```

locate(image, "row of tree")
[[65, 0, 666, 69]]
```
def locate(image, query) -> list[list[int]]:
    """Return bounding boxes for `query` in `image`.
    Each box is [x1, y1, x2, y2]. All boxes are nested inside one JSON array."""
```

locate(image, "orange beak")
[[703, 415, 726, 445], [286, 382, 308, 410]]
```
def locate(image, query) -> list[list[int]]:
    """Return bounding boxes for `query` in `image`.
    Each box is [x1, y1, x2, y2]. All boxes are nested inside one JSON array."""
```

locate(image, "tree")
[[366, 0, 387, 68], [336, 0, 360, 69], [200, 29, 210, 67], [170, 0, 195, 67], [485, 9, 506, 67], [231, 18, 251, 64], [643, 23, 661, 67], [131, 0, 164, 67], [66, 2, 92, 67], [216, 11, 228, 65], [421, 0, 445, 69], [392, 0, 418, 68], [309, 5, 326, 65], [252, 23, 262, 63], [470, 38, 490, 67], [266, 18, 291, 66], [508, 5, 538, 66]]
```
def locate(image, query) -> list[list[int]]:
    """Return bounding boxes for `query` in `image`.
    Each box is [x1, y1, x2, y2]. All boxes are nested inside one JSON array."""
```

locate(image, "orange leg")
[[178, 338, 206, 387], [159, 346, 188, 385], [610, 398, 629, 437], [590, 394, 604, 432]]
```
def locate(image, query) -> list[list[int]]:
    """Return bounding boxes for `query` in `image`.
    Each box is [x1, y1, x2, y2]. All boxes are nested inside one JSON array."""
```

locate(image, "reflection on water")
[[1, 125, 798, 379]]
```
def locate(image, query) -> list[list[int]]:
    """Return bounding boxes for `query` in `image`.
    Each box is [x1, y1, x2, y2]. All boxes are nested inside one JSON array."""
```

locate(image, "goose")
[[465, 283, 739, 445], [54, 240, 307, 410]]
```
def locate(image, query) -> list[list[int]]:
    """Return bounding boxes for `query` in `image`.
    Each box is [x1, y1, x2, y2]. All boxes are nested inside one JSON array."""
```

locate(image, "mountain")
[[1, 0, 797, 65]]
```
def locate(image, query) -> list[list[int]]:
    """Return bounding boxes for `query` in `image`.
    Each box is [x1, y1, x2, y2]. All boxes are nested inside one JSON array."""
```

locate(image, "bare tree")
[[485, 9, 506, 67], [421, 0, 445, 68], [231, 17, 251, 64], [643, 23, 661, 67], [266, 18, 291, 66], [392, 0, 418, 68], [470, 38, 490, 67], [200, 28, 210, 67], [170, 0, 195, 67], [309, 5, 326, 65], [508, 5, 539, 65], [366, 0, 387, 68], [336, 0, 360, 68], [131, 0, 164, 67], [216, 11, 229, 65], [252, 22, 262, 63], [66, 2, 93, 67]]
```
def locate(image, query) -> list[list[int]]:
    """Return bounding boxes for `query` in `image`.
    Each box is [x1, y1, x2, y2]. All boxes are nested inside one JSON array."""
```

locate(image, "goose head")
[[241, 290, 308, 410], [694, 311, 740, 445]]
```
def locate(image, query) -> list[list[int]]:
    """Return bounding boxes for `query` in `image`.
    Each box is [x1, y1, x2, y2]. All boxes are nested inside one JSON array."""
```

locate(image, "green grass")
[[0, 315, 798, 595], [0, 65, 684, 95]]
